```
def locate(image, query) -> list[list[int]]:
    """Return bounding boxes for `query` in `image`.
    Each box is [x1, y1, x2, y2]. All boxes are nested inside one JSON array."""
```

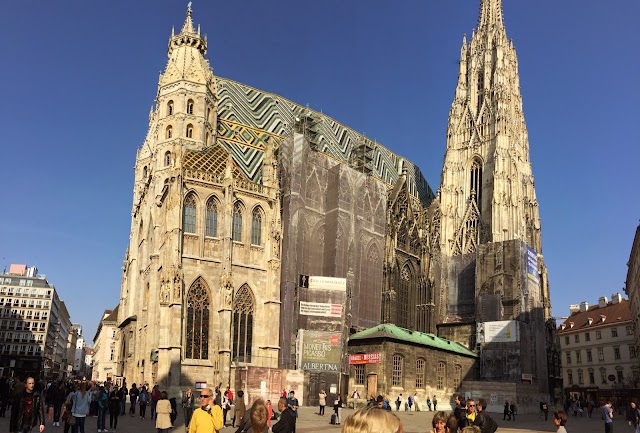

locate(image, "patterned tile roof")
[[349, 323, 477, 358], [183, 144, 246, 180], [558, 299, 631, 334]]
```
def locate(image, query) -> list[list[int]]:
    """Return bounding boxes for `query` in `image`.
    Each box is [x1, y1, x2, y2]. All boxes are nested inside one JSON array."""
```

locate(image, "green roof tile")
[[349, 324, 478, 358]]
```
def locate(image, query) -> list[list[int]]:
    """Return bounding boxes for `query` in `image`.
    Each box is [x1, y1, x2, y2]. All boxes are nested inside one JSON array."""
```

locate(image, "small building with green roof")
[[347, 323, 477, 410]]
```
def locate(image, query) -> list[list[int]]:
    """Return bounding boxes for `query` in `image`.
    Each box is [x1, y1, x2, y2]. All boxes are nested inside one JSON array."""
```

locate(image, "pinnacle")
[[478, 0, 504, 29], [181, 2, 196, 34]]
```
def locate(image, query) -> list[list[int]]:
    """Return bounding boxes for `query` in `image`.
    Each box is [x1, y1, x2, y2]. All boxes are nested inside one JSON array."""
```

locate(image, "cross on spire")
[[181, 2, 196, 34]]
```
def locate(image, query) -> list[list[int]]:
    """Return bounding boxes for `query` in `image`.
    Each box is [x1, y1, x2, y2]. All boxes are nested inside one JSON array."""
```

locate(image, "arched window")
[[437, 362, 446, 390], [164, 151, 171, 167], [186, 124, 194, 138], [415, 358, 426, 388], [233, 284, 255, 363], [187, 99, 194, 115], [397, 265, 411, 328], [251, 208, 262, 245], [392, 354, 403, 387], [167, 100, 174, 116], [185, 278, 210, 359], [470, 158, 482, 209], [205, 198, 218, 237], [232, 203, 243, 242], [205, 132, 210, 146], [183, 193, 197, 234], [142, 166, 148, 179], [453, 364, 462, 390], [165, 125, 173, 139]]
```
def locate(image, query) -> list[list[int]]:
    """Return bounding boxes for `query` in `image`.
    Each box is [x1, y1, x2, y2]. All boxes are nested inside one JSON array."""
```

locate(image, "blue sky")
[[0, 1, 638, 341]]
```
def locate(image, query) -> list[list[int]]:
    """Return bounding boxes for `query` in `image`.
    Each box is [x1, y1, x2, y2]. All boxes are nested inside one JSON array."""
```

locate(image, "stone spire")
[[181, 3, 196, 34], [437, 0, 542, 256], [168, 3, 207, 57], [478, 0, 504, 29]]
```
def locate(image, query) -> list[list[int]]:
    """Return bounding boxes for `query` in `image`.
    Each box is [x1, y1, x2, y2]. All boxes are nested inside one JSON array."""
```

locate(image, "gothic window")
[[187, 99, 194, 115], [164, 151, 171, 167], [397, 221, 407, 248], [183, 193, 197, 234], [205, 132, 210, 146], [469, 158, 482, 210], [392, 354, 403, 387], [251, 208, 263, 246], [453, 364, 462, 390], [232, 203, 243, 242], [185, 278, 210, 359], [437, 361, 446, 390], [186, 124, 194, 138], [142, 166, 148, 179], [205, 198, 218, 237], [166, 125, 173, 139], [167, 100, 174, 116], [233, 284, 255, 363], [397, 265, 411, 328], [415, 358, 425, 388]]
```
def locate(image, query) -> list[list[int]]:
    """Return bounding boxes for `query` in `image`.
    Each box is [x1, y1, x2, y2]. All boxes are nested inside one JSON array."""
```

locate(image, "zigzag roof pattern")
[[215, 77, 435, 206]]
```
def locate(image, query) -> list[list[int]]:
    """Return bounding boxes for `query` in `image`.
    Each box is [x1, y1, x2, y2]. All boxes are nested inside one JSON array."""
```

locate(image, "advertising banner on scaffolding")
[[298, 329, 342, 372], [299, 301, 343, 318], [477, 320, 520, 343]]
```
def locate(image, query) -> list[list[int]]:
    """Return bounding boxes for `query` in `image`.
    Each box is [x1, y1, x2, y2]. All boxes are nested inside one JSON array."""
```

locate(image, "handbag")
[[48, 406, 54, 421], [68, 416, 76, 426]]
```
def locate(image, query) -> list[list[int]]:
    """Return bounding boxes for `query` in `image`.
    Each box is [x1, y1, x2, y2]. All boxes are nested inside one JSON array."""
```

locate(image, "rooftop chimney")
[[599, 297, 608, 308], [611, 293, 622, 304], [569, 304, 580, 315], [579, 302, 589, 312]]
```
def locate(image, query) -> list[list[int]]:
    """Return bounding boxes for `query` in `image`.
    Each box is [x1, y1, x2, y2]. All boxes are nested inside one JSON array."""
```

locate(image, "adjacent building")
[[66, 324, 80, 377], [625, 224, 640, 371], [92, 306, 119, 382], [0, 264, 70, 379], [559, 294, 638, 402], [74, 324, 87, 377]]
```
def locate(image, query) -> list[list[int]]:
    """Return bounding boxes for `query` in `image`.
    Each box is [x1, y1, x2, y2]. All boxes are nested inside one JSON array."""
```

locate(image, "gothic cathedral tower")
[[431, 0, 552, 393]]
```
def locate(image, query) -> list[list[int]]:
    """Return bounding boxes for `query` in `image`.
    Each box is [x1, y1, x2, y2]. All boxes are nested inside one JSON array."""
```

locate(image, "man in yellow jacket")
[[188, 388, 224, 433]]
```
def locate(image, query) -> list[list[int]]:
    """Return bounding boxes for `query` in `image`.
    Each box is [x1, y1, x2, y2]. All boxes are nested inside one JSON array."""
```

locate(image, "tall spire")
[[478, 0, 504, 28], [168, 2, 207, 56]]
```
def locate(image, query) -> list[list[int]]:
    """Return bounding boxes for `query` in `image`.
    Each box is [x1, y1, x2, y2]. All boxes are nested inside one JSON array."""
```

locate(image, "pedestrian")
[[248, 399, 268, 433], [430, 411, 447, 433], [463, 399, 476, 428], [70, 382, 92, 433], [407, 394, 413, 412], [182, 388, 195, 430], [318, 390, 326, 416], [272, 398, 295, 433], [454, 395, 464, 426], [139, 388, 149, 419], [150, 385, 161, 420], [542, 401, 550, 421], [266, 400, 273, 430], [334, 395, 343, 425], [342, 406, 403, 433], [473, 399, 498, 433], [503, 401, 510, 421], [9, 376, 46, 433], [602, 400, 614, 433], [155, 391, 172, 433], [233, 390, 246, 428], [117, 385, 126, 416], [128, 384, 139, 416], [509, 402, 516, 421], [553, 410, 568, 433], [287, 390, 299, 432], [96, 386, 108, 432], [395, 395, 402, 412], [188, 388, 223, 433], [221, 393, 230, 426], [52, 382, 66, 427], [61, 391, 73, 433], [628, 401, 640, 433], [108, 388, 120, 433], [433, 396, 438, 411], [427, 397, 432, 411]]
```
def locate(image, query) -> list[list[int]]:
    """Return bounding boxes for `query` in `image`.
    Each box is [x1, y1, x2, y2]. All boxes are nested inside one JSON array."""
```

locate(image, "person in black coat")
[[272, 398, 296, 433], [10, 377, 46, 433]]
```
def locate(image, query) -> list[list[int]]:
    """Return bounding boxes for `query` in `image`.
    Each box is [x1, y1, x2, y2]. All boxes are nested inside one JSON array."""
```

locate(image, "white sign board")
[[309, 276, 347, 291], [300, 301, 343, 317], [477, 320, 519, 343]]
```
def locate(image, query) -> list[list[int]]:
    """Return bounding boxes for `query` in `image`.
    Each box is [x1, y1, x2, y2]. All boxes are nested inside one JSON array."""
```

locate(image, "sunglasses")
[[200, 395, 211, 399], [468, 404, 475, 407]]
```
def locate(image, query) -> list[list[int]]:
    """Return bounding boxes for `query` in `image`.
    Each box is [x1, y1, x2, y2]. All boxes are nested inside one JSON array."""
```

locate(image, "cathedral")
[[117, 0, 553, 401]]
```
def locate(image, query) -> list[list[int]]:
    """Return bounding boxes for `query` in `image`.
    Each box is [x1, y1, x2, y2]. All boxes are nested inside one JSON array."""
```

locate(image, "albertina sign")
[[299, 329, 342, 372]]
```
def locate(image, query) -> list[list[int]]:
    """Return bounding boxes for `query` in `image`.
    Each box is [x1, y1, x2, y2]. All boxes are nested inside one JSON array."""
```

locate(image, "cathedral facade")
[[117, 0, 553, 398]]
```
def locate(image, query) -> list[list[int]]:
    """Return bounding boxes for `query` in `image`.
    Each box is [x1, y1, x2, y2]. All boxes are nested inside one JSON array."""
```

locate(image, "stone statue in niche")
[[160, 281, 170, 304], [219, 272, 233, 308], [172, 264, 183, 301]]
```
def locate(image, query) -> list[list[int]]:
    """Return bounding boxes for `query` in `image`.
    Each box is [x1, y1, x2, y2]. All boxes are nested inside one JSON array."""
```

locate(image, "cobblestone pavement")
[[0, 406, 624, 433]]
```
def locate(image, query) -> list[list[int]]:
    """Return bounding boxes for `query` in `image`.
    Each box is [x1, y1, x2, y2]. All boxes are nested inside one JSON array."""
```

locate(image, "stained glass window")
[[251, 208, 262, 245], [233, 284, 255, 363], [183, 194, 197, 234], [185, 278, 210, 359], [232, 203, 243, 242], [205, 198, 218, 237], [397, 265, 411, 328]]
